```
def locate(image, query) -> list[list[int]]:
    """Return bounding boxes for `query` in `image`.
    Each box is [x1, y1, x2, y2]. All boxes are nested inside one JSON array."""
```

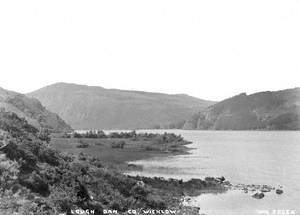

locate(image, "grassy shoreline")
[[50, 132, 193, 171], [47, 132, 231, 214], [0, 113, 228, 215]]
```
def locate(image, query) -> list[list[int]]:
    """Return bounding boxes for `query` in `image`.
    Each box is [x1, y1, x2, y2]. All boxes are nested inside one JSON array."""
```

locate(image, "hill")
[[182, 88, 300, 130], [28, 83, 214, 129], [0, 87, 72, 132]]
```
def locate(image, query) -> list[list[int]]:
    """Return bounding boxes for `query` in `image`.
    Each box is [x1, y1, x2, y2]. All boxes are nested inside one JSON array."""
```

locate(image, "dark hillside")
[[182, 88, 300, 130]]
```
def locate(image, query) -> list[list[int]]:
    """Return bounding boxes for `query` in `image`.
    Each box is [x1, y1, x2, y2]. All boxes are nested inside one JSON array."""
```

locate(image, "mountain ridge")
[[28, 82, 215, 130]]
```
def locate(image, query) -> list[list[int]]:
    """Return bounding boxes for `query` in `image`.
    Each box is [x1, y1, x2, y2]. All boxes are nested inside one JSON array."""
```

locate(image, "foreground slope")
[[28, 83, 214, 129], [0, 110, 225, 215], [183, 88, 300, 130], [0, 87, 72, 132]]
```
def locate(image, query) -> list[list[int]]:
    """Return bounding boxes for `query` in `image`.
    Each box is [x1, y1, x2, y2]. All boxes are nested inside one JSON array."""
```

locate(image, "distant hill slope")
[[28, 83, 215, 130], [0, 87, 72, 132], [182, 88, 300, 130]]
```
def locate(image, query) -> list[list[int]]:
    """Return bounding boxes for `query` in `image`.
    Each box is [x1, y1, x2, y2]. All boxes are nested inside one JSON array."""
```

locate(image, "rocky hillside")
[[28, 83, 214, 130], [0, 87, 72, 132], [182, 88, 300, 130]]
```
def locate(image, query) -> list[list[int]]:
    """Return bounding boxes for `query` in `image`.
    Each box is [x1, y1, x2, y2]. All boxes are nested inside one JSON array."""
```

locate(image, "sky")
[[0, 0, 299, 101]]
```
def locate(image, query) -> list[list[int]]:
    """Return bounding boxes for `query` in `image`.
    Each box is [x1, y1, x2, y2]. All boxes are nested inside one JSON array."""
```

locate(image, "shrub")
[[62, 132, 71, 138], [19, 171, 50, 196], [38, 147, 61, 166], [78, 152, 87, 161], [111, 141, 126, 149], [76, 140, 89, 148], [145, 194, 167, 209], [73, 132, 82, 138], [0, 155, 19, 191], [38, 129, 51, 143], [0, 111, 38, 139]]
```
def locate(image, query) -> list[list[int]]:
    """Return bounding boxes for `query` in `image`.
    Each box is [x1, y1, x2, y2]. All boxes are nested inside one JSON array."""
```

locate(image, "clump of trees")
[[69, 130, 185, 144], [73, 130, 107, 139], [153, 133, 184, 144]]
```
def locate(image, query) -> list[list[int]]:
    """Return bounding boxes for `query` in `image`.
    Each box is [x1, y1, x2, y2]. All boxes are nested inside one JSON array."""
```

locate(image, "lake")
[[127, 130, 300, 215]]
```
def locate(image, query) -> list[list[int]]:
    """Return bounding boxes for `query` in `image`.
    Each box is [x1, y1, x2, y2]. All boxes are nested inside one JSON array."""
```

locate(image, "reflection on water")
[[128, 130, 300, 215]]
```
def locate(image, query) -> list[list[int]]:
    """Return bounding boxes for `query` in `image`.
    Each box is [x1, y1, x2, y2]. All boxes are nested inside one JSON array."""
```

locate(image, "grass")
[[50, 136, 191, 166]]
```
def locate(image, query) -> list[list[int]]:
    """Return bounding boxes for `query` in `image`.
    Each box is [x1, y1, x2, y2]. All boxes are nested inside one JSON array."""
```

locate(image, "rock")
[[217, 176, 226, 182], [276, 189, 283, 195], [252, 192, 265, 199], [261, 187, 271, 192]]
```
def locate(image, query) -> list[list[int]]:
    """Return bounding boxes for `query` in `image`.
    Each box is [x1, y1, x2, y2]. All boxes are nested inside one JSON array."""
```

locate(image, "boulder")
[[276, 189, 283, 195], [252, 192, 265, 199]]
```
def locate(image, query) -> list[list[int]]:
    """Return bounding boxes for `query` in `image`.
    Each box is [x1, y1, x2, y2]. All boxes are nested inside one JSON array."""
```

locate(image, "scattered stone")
[[252, 192, 265, 199]]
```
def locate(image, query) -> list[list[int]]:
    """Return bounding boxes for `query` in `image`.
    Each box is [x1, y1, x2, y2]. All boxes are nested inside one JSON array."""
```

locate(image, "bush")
[[145, 194, 167, 209], [38, 129, 51, 143], [73, 132, 82, 138], [1, 141, 38, 172], [111, 141, 126, 149], [0, 111, 38, 139], [62, 132, 71, 138], [76, 140, 89, 148], [38, 147, 61, 166], [108, 131, 136, 139], [19, 171, 50, 196], [78, 152, 87, 161], [0, 155, 19, 191]]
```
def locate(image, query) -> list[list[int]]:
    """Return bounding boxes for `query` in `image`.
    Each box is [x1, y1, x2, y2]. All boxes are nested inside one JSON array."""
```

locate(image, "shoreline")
[[50, 131, 194, 171], [49, 132, 232, 214], [50, 131, 286, 214]]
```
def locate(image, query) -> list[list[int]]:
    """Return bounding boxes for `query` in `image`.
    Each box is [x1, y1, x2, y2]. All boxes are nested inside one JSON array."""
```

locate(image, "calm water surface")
[[128, 130, 300, 215]]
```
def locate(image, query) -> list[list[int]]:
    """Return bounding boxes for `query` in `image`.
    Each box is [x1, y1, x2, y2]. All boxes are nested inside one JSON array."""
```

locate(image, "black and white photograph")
[[0, 1, 299, 215]]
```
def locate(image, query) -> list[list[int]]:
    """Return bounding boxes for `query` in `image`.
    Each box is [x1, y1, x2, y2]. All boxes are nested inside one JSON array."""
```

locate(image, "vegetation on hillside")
[[0, 111, 227, 215], [0, 87, 72, 133]]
